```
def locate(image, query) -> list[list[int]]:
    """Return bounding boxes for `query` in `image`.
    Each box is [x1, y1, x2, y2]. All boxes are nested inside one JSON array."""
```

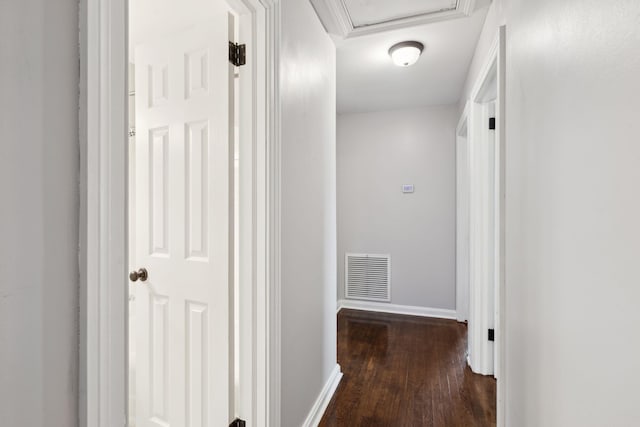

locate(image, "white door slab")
[[133, 14, 231, 427]]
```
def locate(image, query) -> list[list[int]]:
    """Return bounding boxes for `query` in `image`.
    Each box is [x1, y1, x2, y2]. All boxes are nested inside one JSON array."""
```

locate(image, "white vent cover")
[[345, 253, 391, 302]]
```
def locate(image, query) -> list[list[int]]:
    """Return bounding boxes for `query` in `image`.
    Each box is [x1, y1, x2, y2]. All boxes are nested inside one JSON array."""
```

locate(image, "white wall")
[[460, 0, 640, 425], [280, 0, 338, 426], [0, 0, 79, 426], [337, 106, 457, 310]]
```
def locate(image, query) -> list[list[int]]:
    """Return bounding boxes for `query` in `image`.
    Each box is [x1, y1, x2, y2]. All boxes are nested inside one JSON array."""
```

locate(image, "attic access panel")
[[310, 0, 475, 38], [343, 0, 458, 28]]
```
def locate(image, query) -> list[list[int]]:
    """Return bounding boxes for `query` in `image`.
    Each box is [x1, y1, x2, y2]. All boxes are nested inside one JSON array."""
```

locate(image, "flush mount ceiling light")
[[388, 41, 424, 67]]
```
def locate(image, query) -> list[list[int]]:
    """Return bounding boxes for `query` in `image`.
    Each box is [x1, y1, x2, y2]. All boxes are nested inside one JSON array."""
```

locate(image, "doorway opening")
[[127, 2, 239, 425], [456, 109, 470, 326], [82, 0, 278, 424], [460, 26, 506, 426], [120, 0, 274, 425]]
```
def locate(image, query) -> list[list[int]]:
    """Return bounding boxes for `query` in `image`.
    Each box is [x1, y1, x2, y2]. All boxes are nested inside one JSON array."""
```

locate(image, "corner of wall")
[[301, 364, 343, 427]]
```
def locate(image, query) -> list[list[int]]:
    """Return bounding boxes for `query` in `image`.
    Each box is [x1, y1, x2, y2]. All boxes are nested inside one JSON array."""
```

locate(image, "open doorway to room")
[[125, 0, 268, 425], [83, 0, 276, 423], [310, 1, 503, 425], [457, 40, 501, 378], [456, 111, 470, 327], [464, 28, 506, 420], [127, 1, 238, 424]]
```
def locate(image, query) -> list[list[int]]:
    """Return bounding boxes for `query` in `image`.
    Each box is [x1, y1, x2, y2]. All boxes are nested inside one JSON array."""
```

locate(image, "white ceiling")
[[337, 2, 490, 113], [344, 0, 458, 28]]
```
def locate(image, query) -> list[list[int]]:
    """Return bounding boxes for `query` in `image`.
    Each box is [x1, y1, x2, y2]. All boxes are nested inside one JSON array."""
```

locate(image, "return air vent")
[[345, 253, 391, 302]]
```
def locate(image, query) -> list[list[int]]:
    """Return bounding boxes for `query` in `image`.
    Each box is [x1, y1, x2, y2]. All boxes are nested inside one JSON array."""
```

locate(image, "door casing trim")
[[79, 0, 281, 425], [463, 25, 506, 427]]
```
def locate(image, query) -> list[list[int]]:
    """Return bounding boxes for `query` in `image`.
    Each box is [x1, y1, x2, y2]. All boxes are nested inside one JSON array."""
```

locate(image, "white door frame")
[[79, 0, 282, 425], [463, 25, 506, 427], [456, 102, 470, 323]]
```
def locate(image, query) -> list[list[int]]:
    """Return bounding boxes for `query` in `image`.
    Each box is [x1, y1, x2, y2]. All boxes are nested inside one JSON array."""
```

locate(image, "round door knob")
[[129, 268, 148, 282]]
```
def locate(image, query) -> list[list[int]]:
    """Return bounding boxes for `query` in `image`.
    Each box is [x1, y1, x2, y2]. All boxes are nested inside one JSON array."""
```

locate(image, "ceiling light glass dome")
[[388, 41, 424, 67]]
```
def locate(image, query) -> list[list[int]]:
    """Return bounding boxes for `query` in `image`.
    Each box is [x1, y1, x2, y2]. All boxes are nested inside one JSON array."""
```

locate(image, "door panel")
[[133, 12, 230, 427]]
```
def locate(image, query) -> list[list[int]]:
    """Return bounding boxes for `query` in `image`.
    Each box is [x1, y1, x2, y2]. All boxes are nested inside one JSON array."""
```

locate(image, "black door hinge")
[[489, 117, 496, 130], [229, 42, 246, 67], [230, 418, 246, 427], [488, 328, 495, 341]]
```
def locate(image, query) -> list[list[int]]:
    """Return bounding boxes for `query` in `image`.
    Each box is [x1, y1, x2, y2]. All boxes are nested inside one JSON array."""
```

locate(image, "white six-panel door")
[[133, 13, 231, 427]]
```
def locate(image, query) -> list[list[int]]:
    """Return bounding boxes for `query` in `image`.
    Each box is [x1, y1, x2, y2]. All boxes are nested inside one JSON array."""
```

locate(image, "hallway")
[[320, 310, 496, 427]]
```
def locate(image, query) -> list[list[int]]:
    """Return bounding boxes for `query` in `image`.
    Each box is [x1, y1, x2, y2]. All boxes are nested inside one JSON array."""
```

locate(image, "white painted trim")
[[456, 102, 471, 323], [468, 30, 499, 376], [81, 0, 281, 426], [338, 299, 457, 320], [308, 0, 351, 40], [310, 0, 476, 39], [261, 2, 282, 426], [494, 25, 507, 427], [80, 0, 127, 425], [470, 33, 500, 103], [229, 1, 276, 425], [464, 25, 506, 427], [301, 364, 343, 427], [456, 101, 470, 137]]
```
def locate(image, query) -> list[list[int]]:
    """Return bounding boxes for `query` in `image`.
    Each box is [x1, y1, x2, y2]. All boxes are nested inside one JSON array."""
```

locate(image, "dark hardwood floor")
[[319, 309, 496, 427]]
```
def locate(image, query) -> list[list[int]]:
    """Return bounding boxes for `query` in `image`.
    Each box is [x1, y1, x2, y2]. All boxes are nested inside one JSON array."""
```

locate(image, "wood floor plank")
[[319, 309, 496, 427]]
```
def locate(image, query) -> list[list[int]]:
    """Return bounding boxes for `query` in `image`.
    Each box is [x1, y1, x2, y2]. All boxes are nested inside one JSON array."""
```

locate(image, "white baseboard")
[[301, 364, 343, 427], [337, 299, 457, 320]]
